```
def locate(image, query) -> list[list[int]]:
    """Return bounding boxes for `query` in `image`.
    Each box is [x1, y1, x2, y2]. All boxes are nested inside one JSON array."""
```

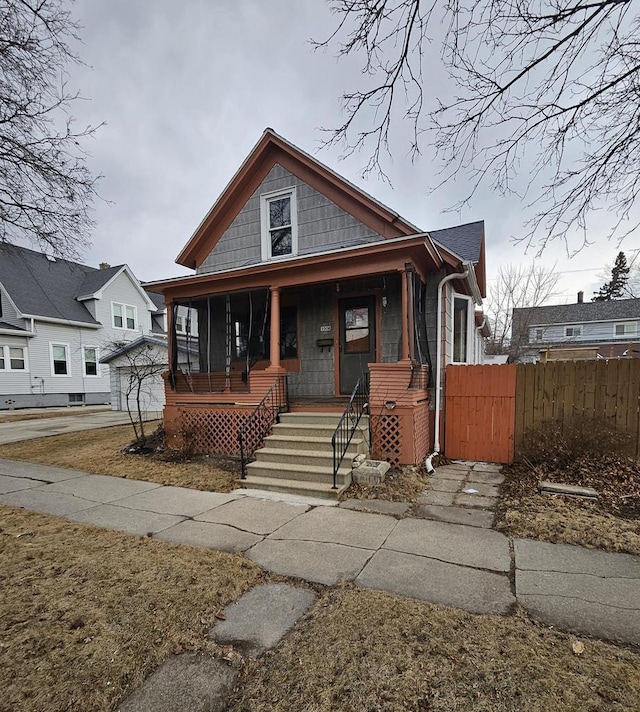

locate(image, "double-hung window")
[[113, 302, 137, 330], [452, 295, 472, 363], [565, 326, 582, 338], [614, 322, 637, 337], [51, 343, 70, 376], [0, 345, 27, 371], [83, 347, 98, 376], [261, 188, 297, 260]]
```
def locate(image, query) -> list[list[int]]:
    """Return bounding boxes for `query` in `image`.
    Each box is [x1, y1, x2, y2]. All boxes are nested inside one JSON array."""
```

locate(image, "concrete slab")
[[209, 583, 316, 657], [432, 468, 467, 480], [0, 458, 86, 482], [268, 506, 396, 550], [516, 570, 640, 645], [339, 499, 410, 516], [0, 489, 98, 516], [411, 504, 494, 529], [467, 471, 504, 485], [383, 518, 510, 572], [442, 463, 472, 472], [67, 504, 184, 535], [42, 474, 160, 503], [514, 538, 640, 579], [117, 652, 236, 712], [428, 478, 461, 493], [232, 488, 338, 507], [461, 483, 500, 497], [0, 474, 42, 494], [454, 494, 497, 509], [155, 520, 262, 553], [417, 491, 455, 507], [357, 549, 515, 615], [246, 539, 373, 586], [472, 463, 502, 473], [114, 486, 240, 517], [538, 481, 597, 499], [196, 497, 307, 535]]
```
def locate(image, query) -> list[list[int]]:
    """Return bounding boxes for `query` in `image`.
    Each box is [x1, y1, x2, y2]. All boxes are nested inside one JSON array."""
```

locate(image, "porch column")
[[269, 286, 281, 370], [400, 268, 413, 361]]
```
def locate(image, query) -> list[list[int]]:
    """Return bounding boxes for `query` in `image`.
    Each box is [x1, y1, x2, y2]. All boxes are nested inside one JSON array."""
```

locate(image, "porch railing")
[[331, 373, 370, 489], [238, 375, 288, 478]]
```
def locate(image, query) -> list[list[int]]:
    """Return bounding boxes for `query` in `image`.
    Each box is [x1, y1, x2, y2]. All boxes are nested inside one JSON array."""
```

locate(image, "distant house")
[[147, 128, 488, 496], [0, 243, 162, 409], [512, 293, 640, 363]]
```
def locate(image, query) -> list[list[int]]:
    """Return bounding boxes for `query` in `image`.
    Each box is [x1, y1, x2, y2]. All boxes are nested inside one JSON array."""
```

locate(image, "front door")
[[339, 296, 376, 394]]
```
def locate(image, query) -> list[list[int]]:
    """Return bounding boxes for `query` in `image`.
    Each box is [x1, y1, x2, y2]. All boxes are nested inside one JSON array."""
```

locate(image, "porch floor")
[[288, 397, 349, 413]]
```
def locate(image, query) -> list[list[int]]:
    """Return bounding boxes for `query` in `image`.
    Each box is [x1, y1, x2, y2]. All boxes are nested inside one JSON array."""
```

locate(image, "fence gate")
[[444, 364, 517, 464]]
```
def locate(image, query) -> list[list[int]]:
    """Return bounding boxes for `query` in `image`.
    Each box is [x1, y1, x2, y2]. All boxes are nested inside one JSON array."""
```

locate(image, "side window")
[[83, 347, 98, 376], [261, 188, 297, 260], [453, 296, 471, 363], [51, 343, 70, 376]]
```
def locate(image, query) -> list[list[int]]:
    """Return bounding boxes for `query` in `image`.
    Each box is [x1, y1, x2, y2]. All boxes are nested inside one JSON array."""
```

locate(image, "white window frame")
[[565, 325, 582, 338], [50, 342, 71, 377], [0, 344, 29, 372], [260, 187, 298, 261], [112, 302, 138, 331], [451, 293, 474, 364], [82, 346, 99, 377], [614, 322, 637, 338]]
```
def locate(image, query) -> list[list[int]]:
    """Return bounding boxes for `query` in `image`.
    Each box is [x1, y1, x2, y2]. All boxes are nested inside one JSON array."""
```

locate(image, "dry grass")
[[0, 407, 109, 424], [0, 424, 238, 492], [229, 587, 640, 712], [343, 465, 430, 503], [0, 505, 260, 712]]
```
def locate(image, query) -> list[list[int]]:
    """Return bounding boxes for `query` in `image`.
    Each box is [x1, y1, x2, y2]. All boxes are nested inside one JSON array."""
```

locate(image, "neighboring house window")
[[565, 326, 582, 338], [0, 345, 27, 371], [50, 343, 70, 376], [614, 322, 637, 337], [83, 347, 98, 376], [233, 306, 298, 360], [112, 302, 137, 330], [260, 188, 298, 260], [452, 296, 472, 363], [534, 328, 544, 342]]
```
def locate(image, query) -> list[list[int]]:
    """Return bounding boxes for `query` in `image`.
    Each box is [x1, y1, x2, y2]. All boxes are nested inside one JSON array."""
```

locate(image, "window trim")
[[82, 345, 99, 378], [614, 322, 637, 338], [564, 325, 583, 338], [111, 301, 138, 331], [451, 293, 474, 364], [0, 344, 29, 372], [260, 187, 298, 261], [50, 342, 71, 377]]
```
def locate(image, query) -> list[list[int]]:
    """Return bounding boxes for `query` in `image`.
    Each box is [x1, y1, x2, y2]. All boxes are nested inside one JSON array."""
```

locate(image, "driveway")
[[0, 409, 162, 445]]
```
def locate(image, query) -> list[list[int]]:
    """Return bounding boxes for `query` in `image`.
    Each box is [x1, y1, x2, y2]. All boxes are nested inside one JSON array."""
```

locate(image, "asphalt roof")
[[429, 221, 484, 263], [0, 243, 128, 324], [515, 299, 640, 326], [0, 321, 27, 331]]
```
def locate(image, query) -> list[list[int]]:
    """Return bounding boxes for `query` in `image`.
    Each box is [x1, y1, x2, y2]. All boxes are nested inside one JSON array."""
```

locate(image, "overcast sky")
[[60, 0, 638, 304]]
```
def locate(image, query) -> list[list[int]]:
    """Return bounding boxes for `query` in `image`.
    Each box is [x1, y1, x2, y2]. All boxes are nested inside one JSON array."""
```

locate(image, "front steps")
[[241, 412, 369, 499]]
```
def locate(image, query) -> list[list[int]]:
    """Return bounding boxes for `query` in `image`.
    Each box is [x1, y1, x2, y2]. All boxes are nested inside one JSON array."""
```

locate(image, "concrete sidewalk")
[[0, 457, 638, 646], [0, 409, 161, 444]]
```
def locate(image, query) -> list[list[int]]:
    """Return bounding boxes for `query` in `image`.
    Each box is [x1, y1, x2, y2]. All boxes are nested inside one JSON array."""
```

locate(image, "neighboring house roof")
[[515, 298, 640, 327], [100, 335, 194, 364], [146, 291, 166, 311], [0, 321, 27, 331], [0, 243, 157, 325]]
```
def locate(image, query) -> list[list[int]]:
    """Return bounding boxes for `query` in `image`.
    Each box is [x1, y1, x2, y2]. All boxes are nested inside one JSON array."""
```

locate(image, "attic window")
[[260, 188, 298, 260]]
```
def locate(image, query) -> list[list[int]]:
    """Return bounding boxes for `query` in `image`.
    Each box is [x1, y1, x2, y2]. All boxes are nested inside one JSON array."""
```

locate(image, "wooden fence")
[[444, 359, 640, 463]]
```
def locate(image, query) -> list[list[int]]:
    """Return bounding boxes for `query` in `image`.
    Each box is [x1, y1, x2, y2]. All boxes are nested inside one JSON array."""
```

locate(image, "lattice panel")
[[178, 407, 250, 456], [413, 406, 430, 463], [372, 414, 402, 467]]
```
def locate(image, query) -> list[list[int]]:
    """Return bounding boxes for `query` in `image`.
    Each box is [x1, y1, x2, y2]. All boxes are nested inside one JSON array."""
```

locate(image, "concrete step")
[[279, 412, 369, 428], [263, 434, 366, 455], [272, 422, 370, 440], [238, 474, 352, 500], [245, 459, 351, 486], [255, 447, 345, 469]]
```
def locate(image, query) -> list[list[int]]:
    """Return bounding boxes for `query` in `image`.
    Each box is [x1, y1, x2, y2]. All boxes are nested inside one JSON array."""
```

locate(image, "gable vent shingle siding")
[[0, 243, 101, 324]]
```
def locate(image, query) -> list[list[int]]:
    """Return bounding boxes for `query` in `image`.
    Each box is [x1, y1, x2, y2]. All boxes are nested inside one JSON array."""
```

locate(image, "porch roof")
[[146, 233, 444, 299]]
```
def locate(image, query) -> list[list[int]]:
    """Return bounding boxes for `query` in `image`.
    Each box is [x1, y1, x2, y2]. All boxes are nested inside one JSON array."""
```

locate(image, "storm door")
[[338, 296, 376, 394]]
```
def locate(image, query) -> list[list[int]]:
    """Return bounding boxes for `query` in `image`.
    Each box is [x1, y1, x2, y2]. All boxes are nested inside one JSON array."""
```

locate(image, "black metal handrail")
[[238, 375, 288, 478], [331, 373, 370, 489]]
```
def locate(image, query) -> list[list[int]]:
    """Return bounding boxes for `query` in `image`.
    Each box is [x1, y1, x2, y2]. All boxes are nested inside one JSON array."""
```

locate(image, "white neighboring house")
[[0, 243, 163, 410]]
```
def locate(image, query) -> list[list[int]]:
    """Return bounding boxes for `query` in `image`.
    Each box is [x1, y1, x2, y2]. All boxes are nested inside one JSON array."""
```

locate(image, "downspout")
[[425, 260, 481, 473]]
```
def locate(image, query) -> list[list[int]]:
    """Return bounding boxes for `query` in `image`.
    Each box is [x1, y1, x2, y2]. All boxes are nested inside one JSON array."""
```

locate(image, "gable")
[[197, 164, 388, 275]]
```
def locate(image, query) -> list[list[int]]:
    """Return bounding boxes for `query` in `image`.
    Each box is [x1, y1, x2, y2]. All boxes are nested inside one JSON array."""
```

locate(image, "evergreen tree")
[[592, 252, 630, 301]]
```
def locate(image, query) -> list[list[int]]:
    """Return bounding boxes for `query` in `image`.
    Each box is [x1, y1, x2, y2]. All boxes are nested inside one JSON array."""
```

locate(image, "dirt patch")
[[228, 587, 640, 712], [342, 465, 430, 503], [496, 454, 640, 555], [0, 505, 260, 712], [0, 424, 238, 492]]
